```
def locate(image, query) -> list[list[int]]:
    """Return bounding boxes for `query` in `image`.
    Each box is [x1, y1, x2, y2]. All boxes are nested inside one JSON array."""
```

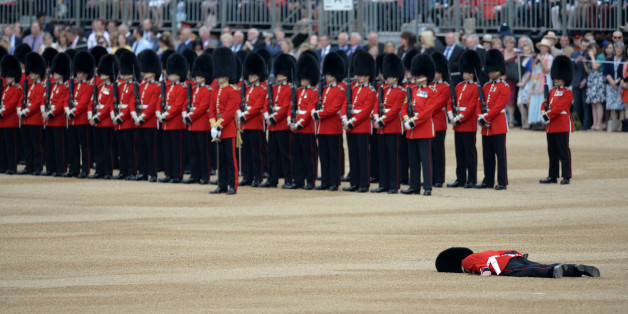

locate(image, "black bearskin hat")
[[114, 47, 129, 60], [235, 51, 245, 80], [181, 49, 197, 74], [24, 52, 46, 78], [97, 54, 119, 79], [1, 55, 22, 81], [336, 50, 350, 78], [430, 51, 449, 81], [65, 49, 77, 62], [300, 50, 319, 66], [382, 53, 404, 82], [484, 49, 505, 74], [41, 47, 58, 68], [273, 53, 295, 82], [411, 53, 436, 84], [352, 51, 375, 80], [138, 49, 161, 75], [323, 51, 345, 83], [212, 47, 236, 83], [435, 247, 474, 273], [203, 48, 214, 56], [90, 46, 108, 68], [119, 50, 141, 80], [296, 53, 319, 86], [376, 53, 385, 75], [403, 48, 419, 73], [255, 48, 272, 75], [459, 50, 481, 75], [0, 46, 8, 61], [191, 53, 213, 83], [551, 55, 573, 86], [243, 52, 267, 82], [13, 43, 31, 64], [160, 49, 175, 72], [73, 51, 95, 79], [166, 53, 188, 81], [51, 53, 72, 81]]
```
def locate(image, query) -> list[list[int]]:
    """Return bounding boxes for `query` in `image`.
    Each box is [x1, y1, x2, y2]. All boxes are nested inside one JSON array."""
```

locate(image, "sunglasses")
[[613, 36, 622, 39]]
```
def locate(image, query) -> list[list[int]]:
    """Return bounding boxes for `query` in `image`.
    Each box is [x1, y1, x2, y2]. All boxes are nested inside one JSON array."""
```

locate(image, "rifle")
[[474, 67, 488, 127], [316, 75, 324, 111], [542, 75, 550, 122], [133, 67, 141, 116], [19, 78, 26, 128], [186, 78, 193, 113], [346, 79, 353, 120], [92, 79, 98, 119], [291, 79, 298, 125], [447, 63, 457, 118], [159, 79, 166, 129], [67, 76, 74, 128], [267, 82, 274, 115], [240, 81, 247, 112], [377, 86, 384, 117], [112, 67, 119, 118], [406, 85, 414, 118], [44, 76, 52, 128]]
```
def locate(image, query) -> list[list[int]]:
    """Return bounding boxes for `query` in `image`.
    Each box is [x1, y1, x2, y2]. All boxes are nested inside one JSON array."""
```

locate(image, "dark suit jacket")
[[434, 38, 445, 53], [250, 39, 266, 51], [177, 40, 194, 53], [346, 45, 364, 57], [446, 45, 465, 85], [74, 38, 88, 51], [571, 50, 587, 89]]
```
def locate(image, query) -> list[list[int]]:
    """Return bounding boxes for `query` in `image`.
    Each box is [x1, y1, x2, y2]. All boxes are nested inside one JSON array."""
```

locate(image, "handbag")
[[505, 59, 523, 82]]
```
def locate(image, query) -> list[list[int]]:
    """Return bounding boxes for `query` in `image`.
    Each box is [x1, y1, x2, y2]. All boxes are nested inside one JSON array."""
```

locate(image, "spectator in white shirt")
[[87, 19, 110, 49]]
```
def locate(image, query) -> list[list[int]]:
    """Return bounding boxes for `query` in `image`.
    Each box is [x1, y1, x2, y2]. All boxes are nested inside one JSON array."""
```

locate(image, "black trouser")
[[454, 131, 477, 184], [547, 132, 571, 179], [188, 130, 210, 180], [116, 129, 136, 177], [218, 137, 238, 190], [156, 128, 164, 171], [0, 127, 18, 172], [347, 132, 370, 188], [209, 140, 217, 172], [242, 129, 265, 183], [94, 126, 114, 176], [481, 133, 508, 187], [572, 87, 590, 129], [163, 129, 183, 179], [292, 132, 317, 188], [267, 130, 292, 185], [408, 138, 432, 191], [399, 132, 409, 183], [317, 133, 341, 187], [369, 131, 379, 181], [45, 126, 66, 174], [67, 124, 90, 175], [136, 128, 157, 177], [431, 130, 446, 184], [377, 133, 399, 190], [503, 257, 583, 278], [22, 125, 44, 173]]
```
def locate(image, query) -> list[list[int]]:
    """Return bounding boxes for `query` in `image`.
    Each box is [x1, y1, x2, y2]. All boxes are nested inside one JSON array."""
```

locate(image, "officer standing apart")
[[0, 55, 23, 174]]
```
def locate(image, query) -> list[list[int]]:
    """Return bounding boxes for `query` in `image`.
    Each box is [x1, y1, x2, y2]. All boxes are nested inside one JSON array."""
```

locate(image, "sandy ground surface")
[[1, 128, 627, 313]]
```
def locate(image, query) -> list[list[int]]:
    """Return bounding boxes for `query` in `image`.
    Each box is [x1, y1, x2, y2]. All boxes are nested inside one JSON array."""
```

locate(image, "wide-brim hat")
[[536, 38, 554, 50]]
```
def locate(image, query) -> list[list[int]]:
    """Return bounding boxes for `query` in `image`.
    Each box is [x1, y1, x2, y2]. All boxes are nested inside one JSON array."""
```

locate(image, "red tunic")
[[115, 81, 137, 130], [480, 79, 510, 136], [23, 81, 46, 126], [343, 83, 377, 134], [187, 83, 213, 131], [316, 83, 345, 135], [289, 86, 318, 134], [375, 85, 405, 135], [95, 83, 114, 128], [161, 82, 187, 131], [462, 250, 525, 276], [543, 87, 573, 133], [430, 81, 451, 132], [242, 83, 268, 131], [45, 82, 69, 128], [68, 80, 93, 126], [210, 84, 239, 139], [137, 80, 161, 129], [449, 81, 480, 133], [404, 84, 436, 139], [266, 82, 291, 132], [0, 82, 22, 128]]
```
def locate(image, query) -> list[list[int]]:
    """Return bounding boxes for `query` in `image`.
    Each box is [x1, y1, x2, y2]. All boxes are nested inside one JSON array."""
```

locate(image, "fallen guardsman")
[[435, 247, 600, 279]]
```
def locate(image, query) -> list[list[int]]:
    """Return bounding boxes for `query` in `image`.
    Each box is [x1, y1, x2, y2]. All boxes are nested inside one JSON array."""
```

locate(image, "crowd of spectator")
[[1, 10, 626, 131]]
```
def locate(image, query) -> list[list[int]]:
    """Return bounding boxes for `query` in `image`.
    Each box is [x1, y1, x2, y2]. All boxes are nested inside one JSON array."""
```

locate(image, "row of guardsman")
[[0, 42, 575, 195]]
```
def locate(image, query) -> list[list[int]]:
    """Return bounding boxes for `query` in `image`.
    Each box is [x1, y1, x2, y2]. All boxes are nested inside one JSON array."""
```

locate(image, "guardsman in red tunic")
[[399, 49, 419, 185], [311, 51, 346, 191], [43, 53, 71, 176], [209, 47, 240, 195], [88, 54, 118, 179], [436, 247, 600, 279], [0, 55, 23, 174], [289, 53, 319, 190], [238, 52, 268, 187], [112, 51, 140, 180], [447, 50, 481, 189], [342, 52, 377, 193], [260, 53, 295, 189], [156, 53, 188, 183], [65, 51, 94, 178], [132, 49, 162, 182], [182, 54, 214, 185], [371, 54, 405, 194], [19, 53, 46, 175], [429, 52, 451, 188], [540, 55, 573, 185], [476, 49, 510, 190], [402, 54, 437, 196]]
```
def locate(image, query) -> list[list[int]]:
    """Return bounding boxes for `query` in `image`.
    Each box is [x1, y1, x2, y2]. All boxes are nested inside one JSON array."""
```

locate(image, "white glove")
[[447, 111, 454, 121], [64, 107, 71, 116], [404, 121, 413, 130], [155, 111, 162, 120], [110, 111, 115, 121], [211, 127, 219, 139]]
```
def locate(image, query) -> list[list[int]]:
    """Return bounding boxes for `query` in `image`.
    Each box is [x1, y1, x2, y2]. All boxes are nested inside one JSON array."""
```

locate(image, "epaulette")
[[230, 84, 239, 90], [429, 85, 437, 92], [260, 84, 268, 90], [396, 85, 405, 90], [337, 85, 345, 91], [368, 85, 376, 92], [502, 81, 509, 87], [443, 81, 450, 86]]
